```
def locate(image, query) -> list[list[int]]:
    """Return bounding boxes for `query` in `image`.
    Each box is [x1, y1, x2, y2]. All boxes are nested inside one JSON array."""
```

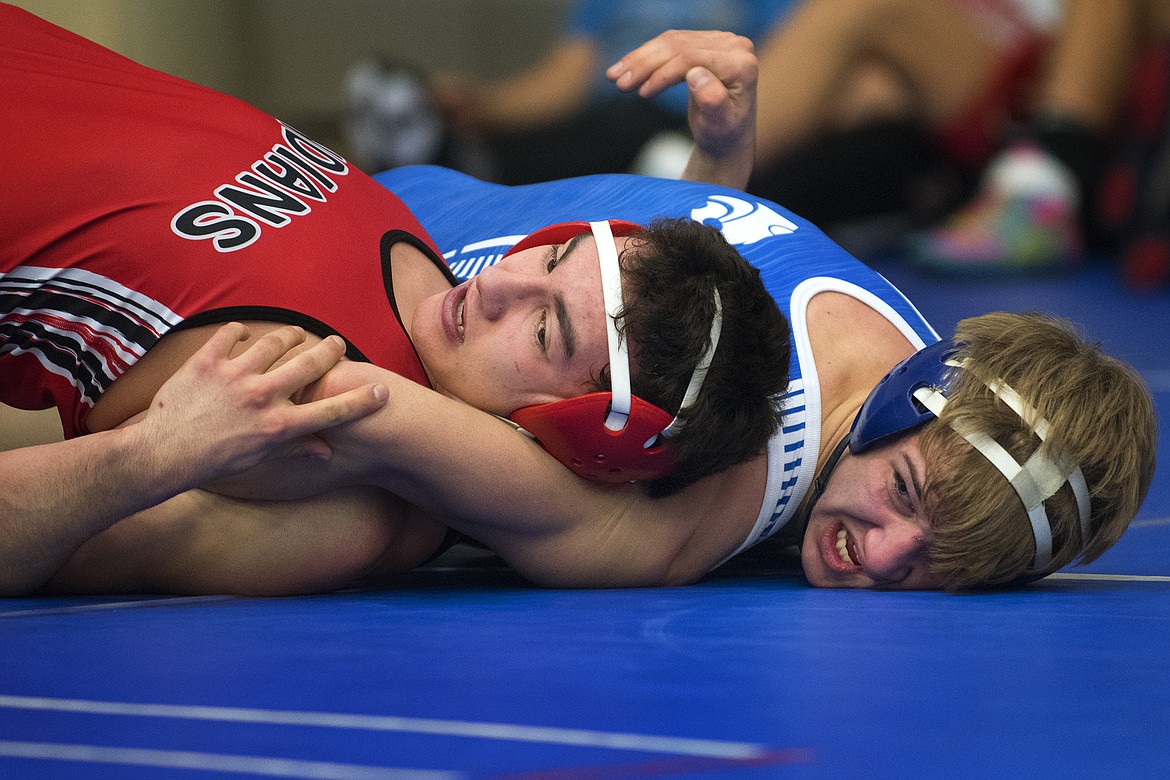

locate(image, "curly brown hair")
[[593, 218, 791, 497]]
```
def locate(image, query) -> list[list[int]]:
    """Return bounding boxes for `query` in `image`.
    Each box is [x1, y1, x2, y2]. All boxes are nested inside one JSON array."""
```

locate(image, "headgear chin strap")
[[838, 339, 1092, 576], [506, 220, 723, 482]]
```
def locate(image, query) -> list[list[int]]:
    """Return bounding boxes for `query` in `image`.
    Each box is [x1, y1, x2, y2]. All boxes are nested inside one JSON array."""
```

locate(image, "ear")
[[510, 392, 674, 482]]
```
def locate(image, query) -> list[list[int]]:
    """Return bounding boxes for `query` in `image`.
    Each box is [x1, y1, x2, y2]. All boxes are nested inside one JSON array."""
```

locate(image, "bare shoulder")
[[806, 291, 917, 409], [807, 292, 917, 365]]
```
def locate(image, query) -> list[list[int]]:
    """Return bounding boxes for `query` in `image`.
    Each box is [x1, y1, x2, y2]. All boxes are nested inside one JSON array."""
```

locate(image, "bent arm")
[[0, 425, 192, 595], [212, 362, 766, 587], [43, 485, 445, 596], [0, 324, 386, 595]]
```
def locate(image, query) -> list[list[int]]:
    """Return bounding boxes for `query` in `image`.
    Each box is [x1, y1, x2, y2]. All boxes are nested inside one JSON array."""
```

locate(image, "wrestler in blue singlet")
[[378, 165, 940, 559]]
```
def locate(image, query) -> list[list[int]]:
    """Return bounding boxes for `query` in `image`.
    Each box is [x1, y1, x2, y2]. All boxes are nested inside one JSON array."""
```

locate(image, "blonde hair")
[[919, 312, 1157, 589]]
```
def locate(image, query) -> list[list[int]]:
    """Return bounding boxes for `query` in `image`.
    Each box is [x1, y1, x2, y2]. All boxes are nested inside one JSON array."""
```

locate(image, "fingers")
[[607, 38, 686, 97], [282, 383, 390, 439], [686, 66, 730, 110], [608, 30, 754, 99], [232, 325, 313, 373], [211, 324, 374, 420], [264, 335, 389, 433], [198, 322, 251, 360], [263, 334, 349, 396]]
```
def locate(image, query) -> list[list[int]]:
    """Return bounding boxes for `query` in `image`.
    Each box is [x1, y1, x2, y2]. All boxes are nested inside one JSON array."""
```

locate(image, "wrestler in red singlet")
[[0, 3, 454, 437]]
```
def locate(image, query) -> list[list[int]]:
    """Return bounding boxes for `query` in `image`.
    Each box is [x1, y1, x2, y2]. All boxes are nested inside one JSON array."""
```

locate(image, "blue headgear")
[[849, 339, 955, 454], [802, 338, 1091, 579]]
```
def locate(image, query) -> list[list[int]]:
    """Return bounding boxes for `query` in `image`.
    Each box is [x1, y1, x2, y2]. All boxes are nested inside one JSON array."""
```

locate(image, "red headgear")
[[503, 220, 722, 482]]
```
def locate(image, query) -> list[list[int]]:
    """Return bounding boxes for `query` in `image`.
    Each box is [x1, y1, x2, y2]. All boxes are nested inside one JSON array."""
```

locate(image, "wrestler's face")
[[801, 433, 945, 590], [412, 231, 635, 417]]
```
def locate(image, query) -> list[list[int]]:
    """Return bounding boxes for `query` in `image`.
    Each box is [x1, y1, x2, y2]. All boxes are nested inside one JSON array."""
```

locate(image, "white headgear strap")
[[660, 288, 722, 438], [912, 367, 1091, 573], [593, 220, 632, 432], [590, 220, 723, 438]]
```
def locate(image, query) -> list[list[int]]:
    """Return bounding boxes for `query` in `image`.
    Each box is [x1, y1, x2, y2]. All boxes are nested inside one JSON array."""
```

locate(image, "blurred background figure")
[[746, 0, 1170, 276], [911, 0, 1170, 279], [1100, 35, 1170, 290], [346, 0, 799, 183], [345, 0, 1170, 285]]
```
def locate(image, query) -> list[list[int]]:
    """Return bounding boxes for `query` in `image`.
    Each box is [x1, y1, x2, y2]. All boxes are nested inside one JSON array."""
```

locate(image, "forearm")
[[261, 364, 628, 564], [338, 374, 763, 587], [681, 100, 756, 190], [207, 361, 568, 525], [337, 375, 589, 535], [208, 364, 743, 588], [0, 425, 201, 594], [43, 484, 438, 596], [0, 325, 386, 595]]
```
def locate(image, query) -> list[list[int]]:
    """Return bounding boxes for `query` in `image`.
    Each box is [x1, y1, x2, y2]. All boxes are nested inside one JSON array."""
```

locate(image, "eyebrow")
[[554, 294, 576, 360], [549, 231, 589, 361], [902, 453, 925, 514], [560, 231, 588, 264]]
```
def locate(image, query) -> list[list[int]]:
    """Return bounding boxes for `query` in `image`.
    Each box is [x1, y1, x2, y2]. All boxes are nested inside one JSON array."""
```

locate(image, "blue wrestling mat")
[[2, 257, 1168, 779]]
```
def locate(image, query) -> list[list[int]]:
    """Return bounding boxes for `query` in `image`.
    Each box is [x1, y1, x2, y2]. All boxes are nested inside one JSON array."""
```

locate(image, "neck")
[[793, 434, 851, 542], [817, 402, 859, 474], [393, 252, 446, 331]]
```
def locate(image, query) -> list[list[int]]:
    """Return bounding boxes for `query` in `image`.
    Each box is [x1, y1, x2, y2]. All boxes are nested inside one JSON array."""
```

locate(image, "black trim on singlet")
[[170, 230, 457, 368], [0, 271, 165, 349], [379, 229, 458, 326], [173, 307, 372, 364], [378, 229, 458, 377], [794, 435, 851, 544]]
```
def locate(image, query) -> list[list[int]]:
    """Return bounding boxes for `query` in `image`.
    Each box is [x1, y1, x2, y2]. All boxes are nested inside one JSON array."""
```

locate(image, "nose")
[[474, 261, 544, 321], [862, 519, 928, 584]]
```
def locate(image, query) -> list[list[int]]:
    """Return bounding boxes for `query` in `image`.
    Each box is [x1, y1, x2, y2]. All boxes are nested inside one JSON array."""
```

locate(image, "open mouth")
[[836, 528, 856, 565], [444, 281, 470, 343], [820, 522, 862, 573]]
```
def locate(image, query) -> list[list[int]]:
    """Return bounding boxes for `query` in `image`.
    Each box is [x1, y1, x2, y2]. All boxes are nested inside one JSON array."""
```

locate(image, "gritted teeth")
[[836, 528, 855, 566], [456, 300, 465, 337]]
